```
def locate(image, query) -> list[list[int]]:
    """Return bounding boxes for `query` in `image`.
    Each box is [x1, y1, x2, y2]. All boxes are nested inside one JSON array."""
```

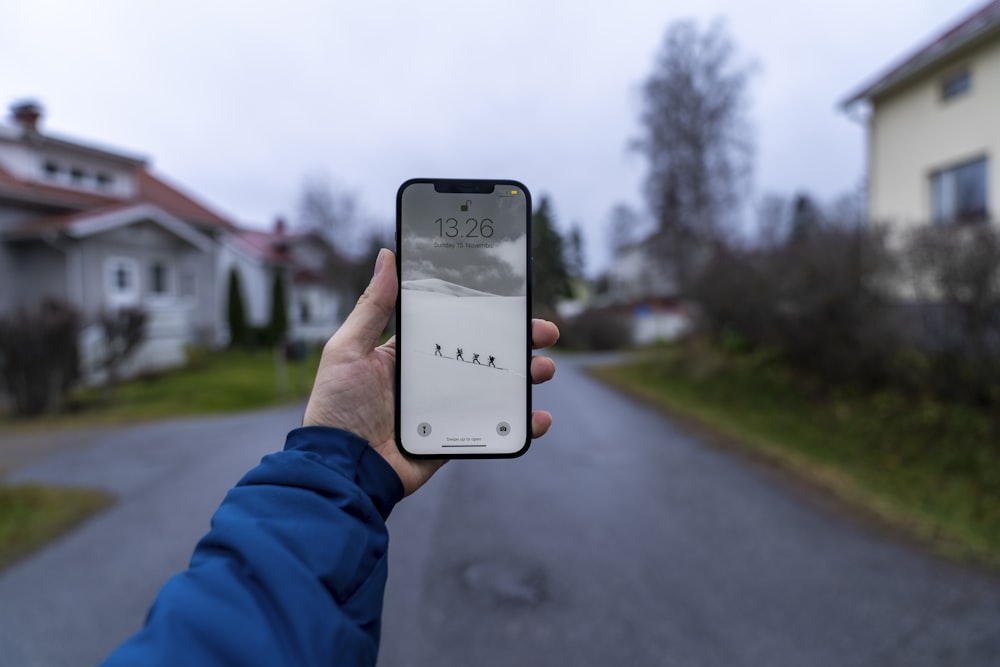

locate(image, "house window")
[[941, 69, 971, 100], [149, 261, 171, 296], [931, 157, 989, 224], [70, 166, 86, 184], [299, 300, 311, 323], [43, 160, 59, 179], [96, 172, 114, 189], [105, 257, 140, 307]]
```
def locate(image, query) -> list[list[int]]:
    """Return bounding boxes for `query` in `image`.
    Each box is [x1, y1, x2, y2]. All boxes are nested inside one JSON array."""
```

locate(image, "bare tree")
[[755, 193, 791, 248], [633, 19, 755, 281], [297, 174, 360, 254], [605, 203, 650, 258]]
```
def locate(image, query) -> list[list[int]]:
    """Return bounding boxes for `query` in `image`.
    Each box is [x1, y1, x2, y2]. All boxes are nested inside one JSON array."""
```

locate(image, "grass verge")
[[590, 343, 1000, 569], [0, 484, 113, 571], [0, 348, 319, 570], [1, 347, 320, 431]]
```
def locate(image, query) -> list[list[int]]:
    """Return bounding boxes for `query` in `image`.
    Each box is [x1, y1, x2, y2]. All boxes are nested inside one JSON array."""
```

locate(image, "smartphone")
[[395, 179, 532, 458]]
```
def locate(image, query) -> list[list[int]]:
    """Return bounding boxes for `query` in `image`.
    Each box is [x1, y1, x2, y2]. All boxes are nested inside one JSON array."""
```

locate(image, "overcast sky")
[[1, 0, 983, 273]]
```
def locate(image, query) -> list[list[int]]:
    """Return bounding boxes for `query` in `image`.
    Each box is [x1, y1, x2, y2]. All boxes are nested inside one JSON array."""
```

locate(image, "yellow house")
[[842, 0, 1000, 229]]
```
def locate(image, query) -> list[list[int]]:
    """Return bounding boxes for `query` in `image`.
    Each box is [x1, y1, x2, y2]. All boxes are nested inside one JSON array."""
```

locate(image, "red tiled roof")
[[136, 169, 234, 229], [842, 0, 1000, 106], [231, 227, 292, 263]]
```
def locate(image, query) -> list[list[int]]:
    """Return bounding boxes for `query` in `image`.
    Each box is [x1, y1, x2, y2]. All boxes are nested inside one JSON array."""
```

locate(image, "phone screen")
[[396, 179, 531, 457]]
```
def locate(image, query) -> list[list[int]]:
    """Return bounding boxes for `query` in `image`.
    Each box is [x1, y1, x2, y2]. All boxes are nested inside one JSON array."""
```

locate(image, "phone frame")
[[394, 178, 533, 459]]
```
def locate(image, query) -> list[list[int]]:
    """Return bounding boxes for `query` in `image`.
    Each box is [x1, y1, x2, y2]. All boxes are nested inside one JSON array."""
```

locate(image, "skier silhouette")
[[472, 353, 481, 365], [456, 348, 465, 361], [488, 355, 496, 368], [434, 344, 442, 357]]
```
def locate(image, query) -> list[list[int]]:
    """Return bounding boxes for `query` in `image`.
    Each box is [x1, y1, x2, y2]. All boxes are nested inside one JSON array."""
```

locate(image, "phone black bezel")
[[394, 178, 533, 460]]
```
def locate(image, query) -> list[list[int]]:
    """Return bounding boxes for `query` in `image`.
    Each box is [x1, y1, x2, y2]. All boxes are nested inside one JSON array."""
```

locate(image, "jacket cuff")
[[283, 426, 404, 520]]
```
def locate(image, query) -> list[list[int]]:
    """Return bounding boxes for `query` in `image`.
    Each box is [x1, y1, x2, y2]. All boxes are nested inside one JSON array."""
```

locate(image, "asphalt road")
[[1, 354, 998, 666]]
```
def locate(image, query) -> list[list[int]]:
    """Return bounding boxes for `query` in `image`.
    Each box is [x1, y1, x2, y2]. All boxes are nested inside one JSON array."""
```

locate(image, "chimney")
[[10, 100, 43, 133], [274, 217, 287, 235]]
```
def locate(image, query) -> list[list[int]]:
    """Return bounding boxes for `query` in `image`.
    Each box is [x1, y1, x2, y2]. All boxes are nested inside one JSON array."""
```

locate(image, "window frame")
[[941, 68, 971, 101], [147, 259, 174, 301], [104, 256, 141, 308], [930, 156, 989, 225]]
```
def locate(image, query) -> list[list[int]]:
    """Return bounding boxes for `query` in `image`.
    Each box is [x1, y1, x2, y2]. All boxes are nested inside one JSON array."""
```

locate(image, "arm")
[[100, 249, 558, 666], [101, 427, 404, 667]]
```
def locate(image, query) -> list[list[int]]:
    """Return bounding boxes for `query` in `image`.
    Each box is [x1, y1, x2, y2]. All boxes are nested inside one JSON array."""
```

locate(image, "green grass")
[[0, 484, 113, 570], [2, 347, 320, 431], [0, 347, 320, 569], [591, 343, 1000, 568]]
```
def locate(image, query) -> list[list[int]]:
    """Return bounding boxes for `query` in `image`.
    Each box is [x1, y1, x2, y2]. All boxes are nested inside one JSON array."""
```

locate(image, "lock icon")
[[461, 200, 471, 212]]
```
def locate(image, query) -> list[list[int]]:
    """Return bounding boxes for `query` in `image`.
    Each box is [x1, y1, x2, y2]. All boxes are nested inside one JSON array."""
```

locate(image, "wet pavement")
[[1, 354, 998, 666]]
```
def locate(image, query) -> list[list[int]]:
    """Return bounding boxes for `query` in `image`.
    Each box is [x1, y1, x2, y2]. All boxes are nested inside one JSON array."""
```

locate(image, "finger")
[[332, 249, 398, 353], [531, 410, 553, 439], [531, 319, 560, 350], [530, 355, 556, 385]]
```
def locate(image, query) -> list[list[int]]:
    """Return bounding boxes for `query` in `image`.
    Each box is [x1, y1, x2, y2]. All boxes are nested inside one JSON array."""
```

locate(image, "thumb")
[[334, 249, 398, 353]]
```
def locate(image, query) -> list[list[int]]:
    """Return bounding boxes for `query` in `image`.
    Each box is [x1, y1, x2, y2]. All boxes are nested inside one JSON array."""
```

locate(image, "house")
[[841, 0, 1000, 229], [224, 220, 343, 345], [0, 100, 341, 383], [596, 232, 691, 345]]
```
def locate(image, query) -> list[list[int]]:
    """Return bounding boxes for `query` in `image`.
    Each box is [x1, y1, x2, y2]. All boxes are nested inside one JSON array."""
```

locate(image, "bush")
[[558, 307, 633, 351], [691, 226, 899, 387], [97, 307, 148, 391], [901, 225, 1000, 404], [0, 299, 81, 416]]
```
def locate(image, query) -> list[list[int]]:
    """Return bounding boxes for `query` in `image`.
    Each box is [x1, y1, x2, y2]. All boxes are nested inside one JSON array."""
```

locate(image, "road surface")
[[0, 354, 998, 666]]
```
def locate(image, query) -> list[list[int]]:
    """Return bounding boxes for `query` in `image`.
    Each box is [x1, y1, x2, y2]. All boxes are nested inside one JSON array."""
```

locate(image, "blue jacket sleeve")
[[100, 426, 405, 667]]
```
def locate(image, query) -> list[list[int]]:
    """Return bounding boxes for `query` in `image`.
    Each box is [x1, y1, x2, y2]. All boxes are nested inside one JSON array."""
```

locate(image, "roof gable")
[[842, 0, 1000, 107], [2, 202, 213, 252]]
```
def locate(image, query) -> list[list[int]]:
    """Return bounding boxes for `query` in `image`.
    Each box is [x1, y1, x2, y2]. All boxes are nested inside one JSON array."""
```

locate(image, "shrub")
[[558, 307, 633, 351], [0, 299, 80, 416], [98, 307, 148, 390], [691, 225, 899, 388], [901, 225, 1000, 404]]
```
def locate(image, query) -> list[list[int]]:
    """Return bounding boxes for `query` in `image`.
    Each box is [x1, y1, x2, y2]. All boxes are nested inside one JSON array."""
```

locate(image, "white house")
[[0, 100, 342, 384], [223, 220, 343, 345], [598, 232, 692, 345], [841, 0, 1000, 230]]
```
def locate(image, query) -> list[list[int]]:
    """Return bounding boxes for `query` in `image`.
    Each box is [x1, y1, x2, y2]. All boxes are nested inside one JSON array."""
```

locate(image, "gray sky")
[[1, 0, 982, 273]]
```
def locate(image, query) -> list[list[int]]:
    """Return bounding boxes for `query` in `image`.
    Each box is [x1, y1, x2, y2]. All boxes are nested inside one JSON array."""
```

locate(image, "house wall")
[[0, 243, 13, 312], [74, 222, 213, 378], [290, 283, 341, 343], [869, 37, 1000, 229], [217, 243, 275, 339], [0, 139, 137, 199], [7, 242, 68, 308]]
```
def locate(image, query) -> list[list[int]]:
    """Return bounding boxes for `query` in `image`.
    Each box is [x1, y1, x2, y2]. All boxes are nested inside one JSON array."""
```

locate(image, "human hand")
[[302, 249, 559, 496]]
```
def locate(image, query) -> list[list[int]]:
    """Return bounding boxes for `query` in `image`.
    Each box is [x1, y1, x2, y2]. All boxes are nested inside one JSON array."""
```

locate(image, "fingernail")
[[374, 248, 386, 277]]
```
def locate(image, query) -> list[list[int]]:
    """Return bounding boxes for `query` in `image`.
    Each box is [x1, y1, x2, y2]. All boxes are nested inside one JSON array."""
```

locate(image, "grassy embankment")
[[0, 347, 319, 570], [590, 342, 1000, 569]]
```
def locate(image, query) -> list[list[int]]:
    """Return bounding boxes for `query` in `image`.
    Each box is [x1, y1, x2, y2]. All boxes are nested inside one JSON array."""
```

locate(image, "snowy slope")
[[399, 287, 528, 455], [401, 278, 497, 298]]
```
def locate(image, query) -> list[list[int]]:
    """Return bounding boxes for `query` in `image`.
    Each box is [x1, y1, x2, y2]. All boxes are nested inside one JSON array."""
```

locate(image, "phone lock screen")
[[395, 179, 532, 458]]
